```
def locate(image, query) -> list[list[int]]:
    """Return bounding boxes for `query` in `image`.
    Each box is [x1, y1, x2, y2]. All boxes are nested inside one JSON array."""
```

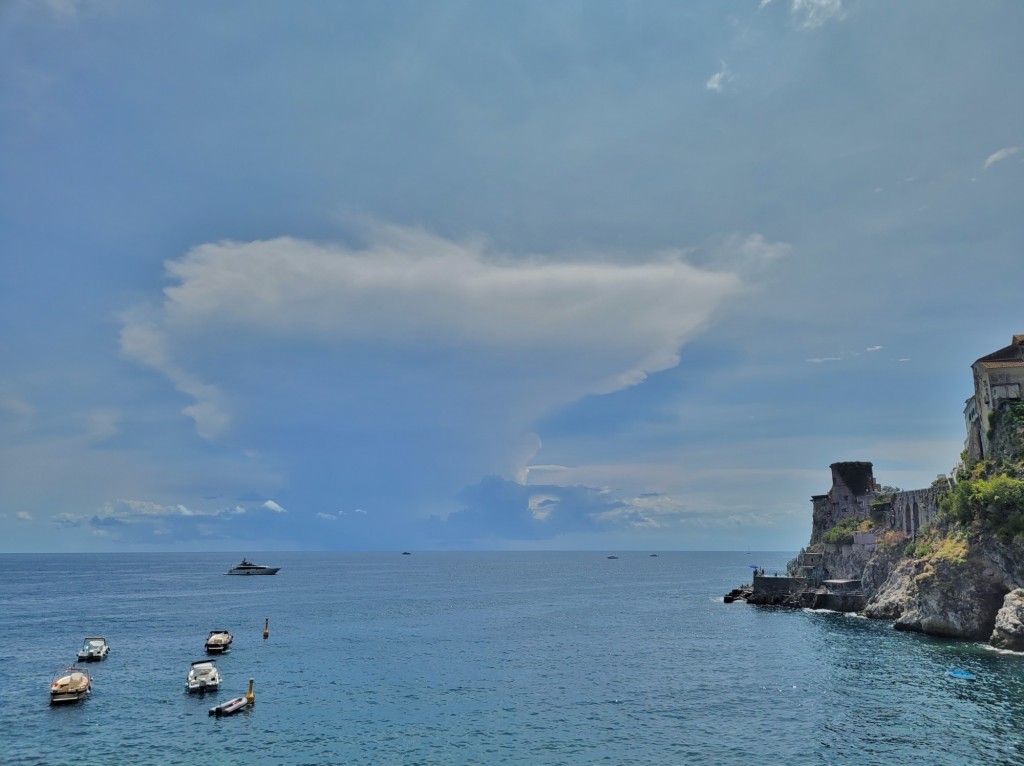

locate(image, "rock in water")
[[990, 588, 1024, 651]]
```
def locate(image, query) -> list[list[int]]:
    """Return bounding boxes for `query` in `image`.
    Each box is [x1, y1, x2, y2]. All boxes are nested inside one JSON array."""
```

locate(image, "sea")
[[2, 550, 1024, 766]]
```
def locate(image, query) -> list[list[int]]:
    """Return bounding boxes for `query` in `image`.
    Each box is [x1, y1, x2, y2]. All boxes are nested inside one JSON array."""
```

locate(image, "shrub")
[[940, 473, 1024, 541], [877, 529, 908, 549], [823, 517, 861, 546]]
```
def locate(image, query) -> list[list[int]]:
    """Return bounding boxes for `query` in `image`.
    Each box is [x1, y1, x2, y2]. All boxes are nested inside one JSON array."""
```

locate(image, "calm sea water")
[[2, 551, 1024, 765]]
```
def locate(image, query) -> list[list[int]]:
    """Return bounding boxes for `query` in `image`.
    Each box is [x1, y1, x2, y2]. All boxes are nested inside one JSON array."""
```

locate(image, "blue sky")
[[2, 0, 1022, 553]]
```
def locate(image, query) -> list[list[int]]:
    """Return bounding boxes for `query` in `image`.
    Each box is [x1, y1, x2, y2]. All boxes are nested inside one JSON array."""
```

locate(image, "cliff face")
[[849, 531, 1024, 645]]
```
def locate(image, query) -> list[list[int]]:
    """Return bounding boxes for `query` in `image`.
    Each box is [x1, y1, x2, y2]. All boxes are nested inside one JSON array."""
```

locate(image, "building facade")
[[965, 334, 1024, 462]]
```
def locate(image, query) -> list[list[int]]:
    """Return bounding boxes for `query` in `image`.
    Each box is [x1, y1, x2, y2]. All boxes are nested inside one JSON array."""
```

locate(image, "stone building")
[[809, 461, 878, 543], [809, 461, 944, 542], [965, 334, 1024, 462]]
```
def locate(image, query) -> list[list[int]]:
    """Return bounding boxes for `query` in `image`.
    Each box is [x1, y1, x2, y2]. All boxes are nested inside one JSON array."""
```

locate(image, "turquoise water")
[[2, 551, 1024, 765]]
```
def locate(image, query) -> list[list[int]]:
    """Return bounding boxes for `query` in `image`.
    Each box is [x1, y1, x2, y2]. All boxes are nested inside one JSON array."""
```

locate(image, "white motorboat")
[[50, 665, 91, 705], [205, 630, 233, 654], [186, 660, 221, 693], [77, 636, 109, 662], [225, 558, 280, 575]]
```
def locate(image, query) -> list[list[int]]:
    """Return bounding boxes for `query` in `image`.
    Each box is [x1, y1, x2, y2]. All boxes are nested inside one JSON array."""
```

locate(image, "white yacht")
[[77, 636, 109, 662], [186, 660, 221, 693], [225, 558, 280, 575]]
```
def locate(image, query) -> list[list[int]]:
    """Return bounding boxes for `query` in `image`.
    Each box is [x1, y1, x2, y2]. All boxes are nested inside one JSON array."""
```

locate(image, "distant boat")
[[607, 555, 619, 559], [649, 554, 658, 557], [947, 668, 976, 680], [226, 558, 280, 575], [77, 636, 109, 662], [401, 551, 411, 555]]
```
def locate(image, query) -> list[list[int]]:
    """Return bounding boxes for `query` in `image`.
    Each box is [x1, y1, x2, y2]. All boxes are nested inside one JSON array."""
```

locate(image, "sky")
[[1, 0, 1022, 553]]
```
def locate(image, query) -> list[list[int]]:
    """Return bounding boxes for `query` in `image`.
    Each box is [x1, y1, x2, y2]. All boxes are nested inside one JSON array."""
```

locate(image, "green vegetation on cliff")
[[941, 474, 1024, 542], [822, 517, 860, 545], [939, 401, 1024, 544]]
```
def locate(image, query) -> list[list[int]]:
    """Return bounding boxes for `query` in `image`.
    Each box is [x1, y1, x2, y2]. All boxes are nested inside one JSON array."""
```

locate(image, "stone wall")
[[888, 487, 945, 539]]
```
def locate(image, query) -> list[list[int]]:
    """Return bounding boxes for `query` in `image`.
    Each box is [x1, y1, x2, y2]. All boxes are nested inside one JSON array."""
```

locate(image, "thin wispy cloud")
[[983, 146, 1020, 169], [705, 62, 733, 93], [791, 0, 845, 29], [50, 499, 282, 543], [263, 499, 287, 513], [0, 392, 35, 418], [16, 511, 33, 521], [806, 346, 885, 363]]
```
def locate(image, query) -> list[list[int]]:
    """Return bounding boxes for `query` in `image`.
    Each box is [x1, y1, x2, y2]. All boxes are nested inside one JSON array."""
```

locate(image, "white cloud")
[[866, 345, 882, 352], [16, 511, 33, 521], [518, 464, 570, 484], [705, 62, 732, 93], [806, 356, 842, 363], [316, 512, 337, 521], [89, 499, 247, 520], [46, 499, 276, 543], [121, 222, 785, 438], [263, 499, 287, 513], [791, 0, 844, 29], [983, 146, 1020, 169], [528, 494, 559, 520], [119, 311, 230, 438]]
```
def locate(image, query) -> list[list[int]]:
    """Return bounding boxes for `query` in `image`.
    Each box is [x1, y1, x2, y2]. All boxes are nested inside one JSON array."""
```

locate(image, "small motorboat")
[[209, 696, 248, 717], [50, 665, 91, 705], [186, 660, 222, 693], [947, 668, 976, 680], [205, 630, 233, 654], [77, 636, 109, 662], [225, 558, 280, 575]]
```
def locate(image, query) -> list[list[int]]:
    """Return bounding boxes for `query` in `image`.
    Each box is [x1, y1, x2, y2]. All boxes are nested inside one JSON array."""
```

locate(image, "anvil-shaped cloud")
[[118, 222, 785, 542]]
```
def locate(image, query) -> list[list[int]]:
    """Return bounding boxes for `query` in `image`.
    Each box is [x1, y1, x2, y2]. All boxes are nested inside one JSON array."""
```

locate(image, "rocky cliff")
[[812, 519, 1024, 647]]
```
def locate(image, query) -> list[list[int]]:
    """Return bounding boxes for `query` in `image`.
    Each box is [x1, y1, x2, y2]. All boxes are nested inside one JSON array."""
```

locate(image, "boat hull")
[[50, 691, 90, 705], [226, 568, 280, 575]]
